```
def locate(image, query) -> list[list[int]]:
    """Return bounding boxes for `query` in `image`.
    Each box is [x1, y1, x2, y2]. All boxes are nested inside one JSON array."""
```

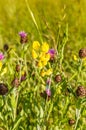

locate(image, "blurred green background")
[[0, 0, 86, 52]]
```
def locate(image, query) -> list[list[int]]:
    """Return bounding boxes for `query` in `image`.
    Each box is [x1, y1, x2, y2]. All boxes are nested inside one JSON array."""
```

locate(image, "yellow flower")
[[46, 68, 53, 75], [32, 41, 40, 50], [39, 52, 46, 61], [41, 42, 49, 52], [41, 70, 46, 77], [45, 53, 50, 61], [42, 60, 47, 66], [37, 61, 43, 68], [73, 55, 78, 61], [0, 61, 2, 71], [32, 50, 38, 59]]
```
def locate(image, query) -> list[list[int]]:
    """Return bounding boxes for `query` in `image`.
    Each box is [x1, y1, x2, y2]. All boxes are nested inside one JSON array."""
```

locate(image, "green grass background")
[[0, 0, 86, 51]]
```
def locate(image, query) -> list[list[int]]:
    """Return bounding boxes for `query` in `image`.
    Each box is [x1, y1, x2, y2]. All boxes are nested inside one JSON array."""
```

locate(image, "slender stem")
[[25, 0, 43, 43], [74, 108, 81, 130]]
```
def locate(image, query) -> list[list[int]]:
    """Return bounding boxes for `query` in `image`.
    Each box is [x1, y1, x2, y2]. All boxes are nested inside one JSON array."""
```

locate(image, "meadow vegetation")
[[0, 0, 86, 130]]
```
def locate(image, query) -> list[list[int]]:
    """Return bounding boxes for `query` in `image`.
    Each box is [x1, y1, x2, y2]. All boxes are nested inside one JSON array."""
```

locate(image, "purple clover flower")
[[48, 49, 56, 56], [0, 53, 4, 60], [19, 31, 27, 38], [46, 88, 51, 97]]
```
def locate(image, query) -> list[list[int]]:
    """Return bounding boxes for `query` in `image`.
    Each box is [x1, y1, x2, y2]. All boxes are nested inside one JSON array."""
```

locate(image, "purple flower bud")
[[19, 31, 27, 38], [46, 88, 51, 97], [0, 53, 4, 60], [19, 31, 28, 44], [48, 49, 56, 56], [48, 49, 56, 61]]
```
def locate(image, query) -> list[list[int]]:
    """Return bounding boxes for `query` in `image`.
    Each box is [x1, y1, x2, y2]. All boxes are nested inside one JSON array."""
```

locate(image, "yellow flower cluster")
[[32, 41, 50, 68], [41, 68, 53, 77]]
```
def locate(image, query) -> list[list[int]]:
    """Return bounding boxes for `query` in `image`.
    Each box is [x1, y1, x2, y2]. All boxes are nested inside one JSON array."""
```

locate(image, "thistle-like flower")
[[55, 74, 62, 83], [19, 31, 28, 44], [79, 48, 86, 58], [76, 86, 86, 97], [0, 83, 8, 95], [48, 49, 56, 61]]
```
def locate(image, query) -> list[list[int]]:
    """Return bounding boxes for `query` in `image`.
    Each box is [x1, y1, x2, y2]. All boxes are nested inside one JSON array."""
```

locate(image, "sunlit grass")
[[0, 0, 86, 130]]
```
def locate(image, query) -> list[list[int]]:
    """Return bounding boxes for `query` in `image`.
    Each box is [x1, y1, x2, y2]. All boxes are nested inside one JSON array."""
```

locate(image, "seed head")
[[0, 83, 8, 95], [3, 44, 9, 51], [55, 74, 62, 83], [12, 78, 20, 87], [68, 119, 75, 125], [16, 64, 20, 72], [79, 48, 86, 58], [76, 86, 86, 97]]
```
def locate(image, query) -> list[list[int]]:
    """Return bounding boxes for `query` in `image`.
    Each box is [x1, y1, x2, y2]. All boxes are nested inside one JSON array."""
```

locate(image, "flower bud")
[[79, 48, 86, 58], [19, 31, 28, 44], [3, 44, 9, 51], [0, 83, 8, 95], [16, 64, 20, 72], [76, 86, 86, 97], [46, 88, 51, 97], [68, 119, 75, 125], [55, 74, 62, 83], [12, 78, 20, 87], [21, 72, 26, 82]]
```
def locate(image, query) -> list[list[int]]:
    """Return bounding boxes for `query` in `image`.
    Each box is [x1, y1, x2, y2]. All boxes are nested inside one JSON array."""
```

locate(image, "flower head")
[[48, 49, 56, 56], [0, 53, 4, 60], [46, 88, 51, 97], [0, 83, 8, 95], [19, 31, 28, 44], [19, 31, 27, 38], [79, 48, 86, 59], [48, 49, 56, 61], [32, 41, 40, 50], [41, 42, 49, 52]]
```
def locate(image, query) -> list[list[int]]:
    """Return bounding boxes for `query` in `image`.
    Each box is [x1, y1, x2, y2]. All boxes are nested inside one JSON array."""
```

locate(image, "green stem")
[[74, 108, 81, 130], [13, 89, 19, 122], [25, 0, 43, 43]]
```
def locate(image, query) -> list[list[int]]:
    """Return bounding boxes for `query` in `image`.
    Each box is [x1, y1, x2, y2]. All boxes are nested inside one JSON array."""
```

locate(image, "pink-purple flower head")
[[19, 31, 27, 38], [19, 31, 28, 44], [0, 53, 4, 60], [48, 49, 56, 56], [46, 88, 51, 97]]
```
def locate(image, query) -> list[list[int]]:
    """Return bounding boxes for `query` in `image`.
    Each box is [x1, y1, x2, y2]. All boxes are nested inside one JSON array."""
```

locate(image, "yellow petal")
[[45, 53, 50, 61], [46, 69, 53, 75], [41, 70, 46, 77], [73, 55, 78, 61], [37, 61, 43, 68], [0, 61, 2, 71], [32, 50, 38, 59], [42, 60, 47, 66], [41, 42, 49, 52], [32, 41, 40, 50]]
